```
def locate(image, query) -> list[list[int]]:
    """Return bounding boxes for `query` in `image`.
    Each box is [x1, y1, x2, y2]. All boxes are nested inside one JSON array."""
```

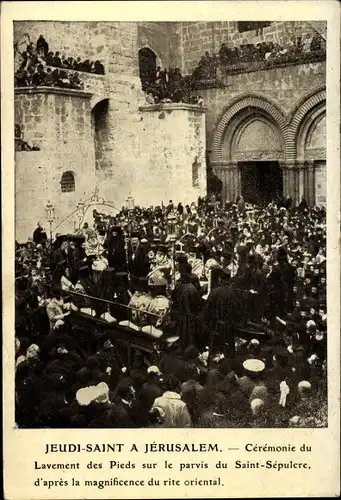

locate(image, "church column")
[[225, 161, 240, 203], [301, 161, 316, 205], [305, 162, 316, 206], [281, 161, 299, 205], [212, 165, 225, 201]]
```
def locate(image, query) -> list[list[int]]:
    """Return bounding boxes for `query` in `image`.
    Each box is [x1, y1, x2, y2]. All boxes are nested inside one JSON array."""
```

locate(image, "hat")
[[78, 265, 89, 273], [156, 244, 167, 254], [250, 398, 265, 415], [93, 382, 110, 403], [149, 276, 167, 287], [76, 382, 110, 406], [73, 234, 86, 244], [297, 380, 312, 395], [165, 335, 180, 346], [131, 231, 140, 239], [243, 359, 265, 373], [76, 385, 98, 406], [56, 234, 68, 243], [147, 365, 162, 375]]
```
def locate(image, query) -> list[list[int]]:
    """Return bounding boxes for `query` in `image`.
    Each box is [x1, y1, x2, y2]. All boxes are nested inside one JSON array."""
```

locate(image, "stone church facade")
[[14, 21, 326, 240]]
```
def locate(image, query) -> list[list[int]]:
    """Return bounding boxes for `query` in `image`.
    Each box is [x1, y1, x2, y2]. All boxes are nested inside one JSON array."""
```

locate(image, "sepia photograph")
[[13, 19, 328, 430]]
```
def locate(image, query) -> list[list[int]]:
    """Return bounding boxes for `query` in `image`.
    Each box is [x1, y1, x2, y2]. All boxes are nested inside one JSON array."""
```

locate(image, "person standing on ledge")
[[33, 222, 47, 247]]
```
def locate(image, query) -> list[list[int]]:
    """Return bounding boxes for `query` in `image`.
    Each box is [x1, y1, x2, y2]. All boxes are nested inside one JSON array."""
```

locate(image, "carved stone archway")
[[211, 93, 288, 164], [210, 93, 287, 203], [286, 87, 326, 205], [286, 86, 326, 162]]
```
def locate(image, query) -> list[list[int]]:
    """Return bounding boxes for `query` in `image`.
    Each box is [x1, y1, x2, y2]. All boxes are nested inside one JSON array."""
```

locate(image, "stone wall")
[[137, 22, 181, 70], [15, 88, 96, 241], [180, 21, 326, 75], [135, 104, 207, 206], [202, 61, 326, 153]]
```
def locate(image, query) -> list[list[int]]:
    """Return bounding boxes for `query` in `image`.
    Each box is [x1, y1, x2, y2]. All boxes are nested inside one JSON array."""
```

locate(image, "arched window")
[[61, 171, 75, 193], [138, 47, 157, 90]]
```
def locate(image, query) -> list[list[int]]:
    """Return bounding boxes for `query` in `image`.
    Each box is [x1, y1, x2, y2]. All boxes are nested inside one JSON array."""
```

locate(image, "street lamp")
[[45, 200, 55, 243], [76, 199, 85, 230], [126, 195, 134, 210]]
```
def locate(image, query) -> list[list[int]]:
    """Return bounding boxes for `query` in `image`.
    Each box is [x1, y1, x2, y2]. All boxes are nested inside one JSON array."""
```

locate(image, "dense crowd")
[[15, 196, 327, 429], [14, 34, 105, 89], [142, 31, 325, 103], [143, 67, 204, 106], [192, 32, 326, 80]]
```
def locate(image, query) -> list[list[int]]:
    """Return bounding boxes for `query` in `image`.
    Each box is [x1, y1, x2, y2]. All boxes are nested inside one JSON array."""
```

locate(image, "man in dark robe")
[[200, 269, 242, 358], [171, 271, 203, 347], [277, 247, 296, 312], [51, 236, 68, 276], [33, 222, 47, 246], [127, 232, 150, 289], [104, 226, 126, 271]]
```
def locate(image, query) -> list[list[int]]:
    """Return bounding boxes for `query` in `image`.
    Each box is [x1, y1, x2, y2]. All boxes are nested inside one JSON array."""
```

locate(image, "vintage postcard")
[[2, 1, 340, 498]]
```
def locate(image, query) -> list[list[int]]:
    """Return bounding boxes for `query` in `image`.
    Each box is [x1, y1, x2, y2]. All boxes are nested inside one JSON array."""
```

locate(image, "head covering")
[[76, 382, 110, 406], [147, 365, 162, 375], [306, 320, 316, 330], [297, 380, 312, 396], [250, 398, 265, 415], [165, 335, 180, 346], [243, 359, 265, 374], [148, 276, 167, 287], [26, 344, 40, 360]]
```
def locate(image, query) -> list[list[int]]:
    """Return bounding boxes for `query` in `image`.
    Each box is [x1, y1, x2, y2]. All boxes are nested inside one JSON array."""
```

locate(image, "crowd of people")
[[143, 67, 204, 106], [192, 31, 326, 80], [141, 31, 325, 103], [14, 34, 105, 89], [15, 195, 327, 429]]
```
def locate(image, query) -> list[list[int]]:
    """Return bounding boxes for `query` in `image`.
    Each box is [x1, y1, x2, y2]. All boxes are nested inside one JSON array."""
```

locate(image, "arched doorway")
[[232, 114, 284, 204], [138, 47, 157, 90], [289, 88, 326, 206], [211, 95, 286, 204]]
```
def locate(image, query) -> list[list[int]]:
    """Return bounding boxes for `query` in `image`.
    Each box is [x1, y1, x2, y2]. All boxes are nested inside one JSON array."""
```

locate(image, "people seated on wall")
[[193, 32, 325, 80], [15, 36, 106, 79]]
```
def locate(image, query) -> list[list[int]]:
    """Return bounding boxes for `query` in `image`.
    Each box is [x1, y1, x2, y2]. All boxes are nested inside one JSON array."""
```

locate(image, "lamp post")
[[45, 200, 55, 257], [76, 199, 85, 231], [126, 195, 134, 211]]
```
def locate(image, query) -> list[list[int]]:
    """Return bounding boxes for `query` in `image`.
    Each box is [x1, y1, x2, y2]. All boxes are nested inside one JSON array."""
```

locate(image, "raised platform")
[[15, 86, 93, 99]]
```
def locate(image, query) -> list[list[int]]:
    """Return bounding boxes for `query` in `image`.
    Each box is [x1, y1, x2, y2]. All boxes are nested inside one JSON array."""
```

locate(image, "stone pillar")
[[306, 162, 316, 206], [213, 162, 241, 203], [281, 161, 299, 205], [226, 162, 240, 203], [300, 161, 316, 206]]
